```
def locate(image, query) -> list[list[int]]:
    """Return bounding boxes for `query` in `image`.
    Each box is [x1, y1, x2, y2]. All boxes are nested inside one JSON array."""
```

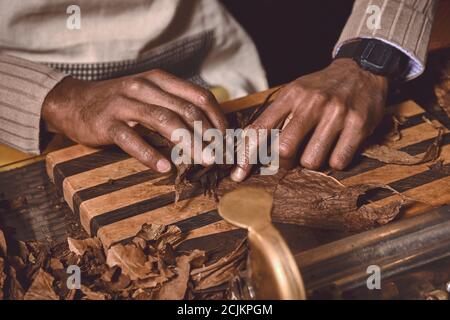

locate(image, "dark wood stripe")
[[363, 163, 450, 202], [177, 229, 246, 263], [171, 209, 222, 233], [53, 147, 129, 191], [72, 169, 162, 215], [89, 185, 204, 236], [332, 132, 450, 180]]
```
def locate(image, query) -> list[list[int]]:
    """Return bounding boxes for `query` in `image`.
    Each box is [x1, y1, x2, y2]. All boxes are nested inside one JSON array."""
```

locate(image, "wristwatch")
[[335, 39, 410, 81]]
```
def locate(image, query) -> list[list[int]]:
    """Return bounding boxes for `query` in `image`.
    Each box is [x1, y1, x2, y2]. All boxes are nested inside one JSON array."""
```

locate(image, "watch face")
[[361, 41, 393, 72]]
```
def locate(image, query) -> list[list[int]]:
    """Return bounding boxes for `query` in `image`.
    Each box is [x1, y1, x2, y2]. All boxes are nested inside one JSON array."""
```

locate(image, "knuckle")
[[123, 79, 143, 92], [310, 89, 330, 104], [151, 107, 176, 126], [108, 125, 128, 143], [183, 104, 203, 121], [279, 141, 295, 158], [347, 112, 369, 131], [149, 68, 165, 77], [197, 90, 216, 106], [286, 83, 305, 98]]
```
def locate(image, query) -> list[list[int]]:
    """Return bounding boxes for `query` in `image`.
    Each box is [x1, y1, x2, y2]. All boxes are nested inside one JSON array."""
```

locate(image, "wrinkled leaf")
[[6, 266, 24, 300], [106, 243, 153, 281], [362, 127, 443, 165], [271, 169, 405, 230], [0, 257, 5, 300], [156, 249, 205, 300], [67, 237, 102, 256], [191, 239, 246, 290], [0, 229, 6, 257], [80, 285, 107, 300], [24, 269, 58, 300]]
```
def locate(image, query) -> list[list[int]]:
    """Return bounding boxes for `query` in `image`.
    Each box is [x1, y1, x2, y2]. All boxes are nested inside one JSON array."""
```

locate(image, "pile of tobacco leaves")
[[0, 224, 247, 300]]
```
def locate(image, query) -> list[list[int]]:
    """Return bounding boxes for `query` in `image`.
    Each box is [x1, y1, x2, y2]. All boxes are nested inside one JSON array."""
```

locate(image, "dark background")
[[221, 0, 355, 86]]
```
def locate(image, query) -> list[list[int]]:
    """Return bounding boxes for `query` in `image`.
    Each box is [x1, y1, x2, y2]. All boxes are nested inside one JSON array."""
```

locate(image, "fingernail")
[[156, 159, 171, 173], [231, 167, 246, 182]]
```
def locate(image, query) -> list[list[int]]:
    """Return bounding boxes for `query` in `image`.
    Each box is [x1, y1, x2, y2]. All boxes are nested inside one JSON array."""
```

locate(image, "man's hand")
[[42, 69, 227, 173], [231, 58, 388, 182]]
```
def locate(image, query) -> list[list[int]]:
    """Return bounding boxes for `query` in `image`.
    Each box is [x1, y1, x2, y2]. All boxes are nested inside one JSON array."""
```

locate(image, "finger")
[[108, 122, 171, 173], [117, 99, 208, 166], [142, 70, 228, 133], [278, 109, 317, 160], [122, 78, 214, 133], [230, 102, 289, 182], [329, 120, 367, 170], [300, 115, 343, 170]]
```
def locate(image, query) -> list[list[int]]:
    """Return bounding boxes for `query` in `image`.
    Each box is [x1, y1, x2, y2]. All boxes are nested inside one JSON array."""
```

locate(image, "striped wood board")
[[46, 93, 450, 257]]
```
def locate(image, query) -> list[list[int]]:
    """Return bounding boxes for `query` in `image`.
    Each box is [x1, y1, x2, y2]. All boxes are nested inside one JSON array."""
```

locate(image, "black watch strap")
[[335, 39, 409, 81]]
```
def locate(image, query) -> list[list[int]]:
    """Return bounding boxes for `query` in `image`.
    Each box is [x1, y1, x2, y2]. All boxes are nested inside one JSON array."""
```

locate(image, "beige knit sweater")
[[0, 0, 438, 155]]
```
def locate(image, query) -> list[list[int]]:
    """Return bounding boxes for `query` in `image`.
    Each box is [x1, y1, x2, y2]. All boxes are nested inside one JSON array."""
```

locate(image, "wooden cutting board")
[[46, 90, 450, 255]]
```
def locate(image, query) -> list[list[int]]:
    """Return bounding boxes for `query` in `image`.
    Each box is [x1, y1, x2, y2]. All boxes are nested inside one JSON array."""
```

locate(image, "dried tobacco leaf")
[[0, 257, 5, 300], [80, 285, 108, 300], [106, 243, 153, 281], [24, 268, 59, 300], [67, 237, 102, 256], [362, 127, 443, 165], [191, 239, 246, 291], [218, 168, 405, 231], [271, 169, 405, 231], [428, 160, 450, 175], [0, 229, 6, 256], [156, 249, 205, 300]]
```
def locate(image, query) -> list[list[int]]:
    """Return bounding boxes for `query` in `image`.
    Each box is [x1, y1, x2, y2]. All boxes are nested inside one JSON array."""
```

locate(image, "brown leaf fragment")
[[49, 258, 64, 271], [156, 249, 205, 300], [134, 275, 168, 290], [131, 288, 154, 300], [67, 237, 102, 256], [270, 169, 405, 231], [362, 127, 443, 165], [0, 229, 6, 257], [24, 269, 59, 300], [428, 160, 450, 175], [80, 285, 107, 300], [135, 223, 183, 250], [191, 240, 246, 290], [6, 266, 25, 300], [106, 243, 153, 281], [0, 257, 5, 300]]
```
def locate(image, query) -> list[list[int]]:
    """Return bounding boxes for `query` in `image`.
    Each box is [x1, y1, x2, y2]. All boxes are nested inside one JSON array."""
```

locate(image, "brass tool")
[[218, 187, 306, 300]]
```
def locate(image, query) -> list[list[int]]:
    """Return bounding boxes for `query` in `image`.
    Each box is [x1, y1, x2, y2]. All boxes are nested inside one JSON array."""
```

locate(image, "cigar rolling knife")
[[218, 187, 306, 300]]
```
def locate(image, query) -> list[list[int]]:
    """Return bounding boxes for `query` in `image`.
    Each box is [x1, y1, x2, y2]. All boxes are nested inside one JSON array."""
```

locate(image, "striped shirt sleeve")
[[0, 54, 68, 154], [334, 0, 438, 81]]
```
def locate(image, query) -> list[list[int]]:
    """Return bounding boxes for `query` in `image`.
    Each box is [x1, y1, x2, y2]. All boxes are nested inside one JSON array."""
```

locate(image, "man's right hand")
[[42, 69, 228, 173]]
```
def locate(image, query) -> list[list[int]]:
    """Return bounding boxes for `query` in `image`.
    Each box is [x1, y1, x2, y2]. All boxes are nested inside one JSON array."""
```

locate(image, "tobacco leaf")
[[24, 268, 59, 300], [0, 257, 5, 300], [271, 169, 405, 231], [67, 237, 102, 256], [428, 160, 450, 175], [0, 229, 6, 257], [362, 127, 443, 165], [156, 249, 205, 300], [191, 239, 247, 291], [106, 243, 153, 281], [7, 266, 25, 300], [80, 285, 108, 300], [218, 168, 405, 231]]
